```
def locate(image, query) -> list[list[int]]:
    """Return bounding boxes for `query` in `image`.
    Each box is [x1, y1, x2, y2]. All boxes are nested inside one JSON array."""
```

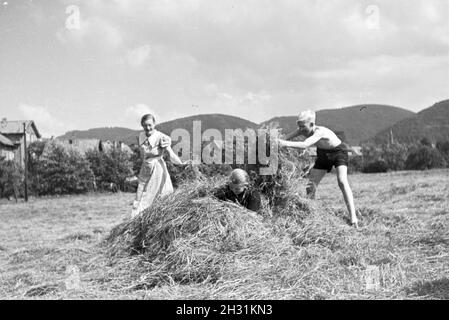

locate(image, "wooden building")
[[0, 118, 41, 166]]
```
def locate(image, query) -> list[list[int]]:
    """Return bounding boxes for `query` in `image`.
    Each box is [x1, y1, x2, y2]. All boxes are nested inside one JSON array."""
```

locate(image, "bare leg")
[[336, 165, 358, 227], [306, 168, 326, 199]]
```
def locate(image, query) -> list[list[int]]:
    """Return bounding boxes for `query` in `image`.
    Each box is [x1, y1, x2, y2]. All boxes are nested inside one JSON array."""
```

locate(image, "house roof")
[[0, 120, 42, 138], [0, 133, 14, 147]]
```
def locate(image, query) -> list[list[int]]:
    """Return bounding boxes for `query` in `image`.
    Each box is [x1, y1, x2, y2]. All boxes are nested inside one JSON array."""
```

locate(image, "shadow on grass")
[[413, 235, 449, 247], [407, 278, 449, 299]]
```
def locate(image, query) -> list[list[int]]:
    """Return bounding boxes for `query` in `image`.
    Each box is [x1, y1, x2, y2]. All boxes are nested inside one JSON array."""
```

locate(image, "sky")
[[0, 0, 448, 137]]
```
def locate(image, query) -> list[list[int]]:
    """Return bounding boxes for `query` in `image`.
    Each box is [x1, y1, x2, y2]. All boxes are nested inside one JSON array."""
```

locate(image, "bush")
[[348, 156, 363, 173], [29, 141, 95, 195], [0, 158, 23, 199], [86, 148, 134, 192], [362, 160, 388, 173], [405, 146, 447, 170], [382, 143, 409, 171], [436, 141, 449, 167], [129, 144, 143, 176], [361, 143, 410, 172]]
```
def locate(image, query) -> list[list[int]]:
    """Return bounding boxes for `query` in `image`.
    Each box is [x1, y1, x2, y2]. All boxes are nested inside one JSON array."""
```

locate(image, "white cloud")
[[240, 91, 272, 105], [18, 104, 70, 137], [125, 104, 161, 123], [17, 0, 448, 126], [56, 15, 123, 49], [124, 45, 152, 67]]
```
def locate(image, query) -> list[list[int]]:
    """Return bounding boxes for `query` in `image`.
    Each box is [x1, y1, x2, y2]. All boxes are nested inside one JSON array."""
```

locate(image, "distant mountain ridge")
[[370, 99, 449, 144], [57, 104, 429, 146], [59, 114, 259, 145], [261, 104, 415, 144], [58, 127, 137, 142]]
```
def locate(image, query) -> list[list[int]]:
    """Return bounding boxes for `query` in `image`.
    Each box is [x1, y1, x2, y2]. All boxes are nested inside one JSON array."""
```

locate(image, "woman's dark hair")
[[141, 114, 156, 125]]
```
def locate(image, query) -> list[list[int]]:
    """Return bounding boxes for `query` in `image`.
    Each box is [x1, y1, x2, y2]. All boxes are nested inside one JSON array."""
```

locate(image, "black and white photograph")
[[0, 0, 448, 303]]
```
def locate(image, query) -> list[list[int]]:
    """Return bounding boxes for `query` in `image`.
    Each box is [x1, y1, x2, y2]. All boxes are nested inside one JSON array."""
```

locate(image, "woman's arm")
[[164, 146, 184, 165]]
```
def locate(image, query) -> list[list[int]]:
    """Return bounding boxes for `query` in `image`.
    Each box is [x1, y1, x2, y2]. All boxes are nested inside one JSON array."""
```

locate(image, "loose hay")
[[104, 156, 416, 298], [105, 176, 361, 297], [107, 183, 282, 286]]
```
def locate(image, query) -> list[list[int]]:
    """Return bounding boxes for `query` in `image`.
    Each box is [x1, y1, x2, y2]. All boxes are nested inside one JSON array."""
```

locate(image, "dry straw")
[[105, 149, 418, 299]]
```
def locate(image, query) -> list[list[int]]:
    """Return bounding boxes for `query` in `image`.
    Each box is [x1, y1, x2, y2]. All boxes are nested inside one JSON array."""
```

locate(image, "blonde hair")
[[229, 169, 250, 186], [297, 110, 316, 123]]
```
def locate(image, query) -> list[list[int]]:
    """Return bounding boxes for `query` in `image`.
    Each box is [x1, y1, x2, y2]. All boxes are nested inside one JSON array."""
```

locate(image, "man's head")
[[296, 110, 316, 136], [229, 169, 250, 195]]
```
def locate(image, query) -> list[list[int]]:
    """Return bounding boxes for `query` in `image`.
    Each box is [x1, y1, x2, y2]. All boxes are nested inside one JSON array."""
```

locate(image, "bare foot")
[[351, 220, 359, 228]]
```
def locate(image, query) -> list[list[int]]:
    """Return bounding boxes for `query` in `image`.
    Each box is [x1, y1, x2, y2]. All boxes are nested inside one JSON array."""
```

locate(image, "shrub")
[[348, 156, 363, 173], [405, 146, 447, 170], [86, 148, 134, 192], [0, 158, 23, 199], [129, 144, 143, 176], [381, 143, 409, 171], [436, 141, 449, 167], [27, 141, 47, 178], [362, 159, 388, 173], [29, 141, 95, 195], [361, 143, 410, 172]]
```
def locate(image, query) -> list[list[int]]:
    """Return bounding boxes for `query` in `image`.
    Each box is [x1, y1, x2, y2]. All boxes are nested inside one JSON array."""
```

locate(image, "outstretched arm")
[[278, 131, 322, 149]]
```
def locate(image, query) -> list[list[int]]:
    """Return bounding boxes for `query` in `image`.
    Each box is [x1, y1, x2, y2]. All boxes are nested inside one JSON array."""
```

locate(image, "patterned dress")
[[131, 130, 173, 217]]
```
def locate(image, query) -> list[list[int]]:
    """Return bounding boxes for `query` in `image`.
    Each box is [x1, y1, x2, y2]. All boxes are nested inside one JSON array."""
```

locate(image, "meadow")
[[0, 169, 448, 300]]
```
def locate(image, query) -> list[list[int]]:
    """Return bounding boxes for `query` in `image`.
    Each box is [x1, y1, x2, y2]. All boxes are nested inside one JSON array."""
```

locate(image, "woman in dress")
[[131, 114, 185, 217]]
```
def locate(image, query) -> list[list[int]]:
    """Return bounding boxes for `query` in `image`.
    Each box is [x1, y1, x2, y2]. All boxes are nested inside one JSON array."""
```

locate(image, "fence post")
[[23, 123, 28, 202]]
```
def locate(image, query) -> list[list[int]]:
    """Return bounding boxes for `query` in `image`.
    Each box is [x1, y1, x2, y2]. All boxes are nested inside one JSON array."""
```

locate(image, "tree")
[[0, 158, 23, 200], [362, 159, 388, 173], [381, 143, 409, 171], [436, 140, 449, 167], [86, 148, 134, 192], [30, 141, 95, 195], [405, 145, 446, 170]]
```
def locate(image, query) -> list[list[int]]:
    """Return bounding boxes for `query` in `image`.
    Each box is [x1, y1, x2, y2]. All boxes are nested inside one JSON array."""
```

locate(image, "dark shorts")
[[313, 143, 349, 172]]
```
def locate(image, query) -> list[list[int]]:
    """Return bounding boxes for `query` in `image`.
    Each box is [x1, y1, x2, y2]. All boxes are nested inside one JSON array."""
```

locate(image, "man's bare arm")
[[278, 130, 322, 149]]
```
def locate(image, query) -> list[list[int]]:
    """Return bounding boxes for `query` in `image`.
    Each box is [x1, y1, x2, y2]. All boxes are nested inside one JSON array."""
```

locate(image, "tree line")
[[1, 137, 448, 199]]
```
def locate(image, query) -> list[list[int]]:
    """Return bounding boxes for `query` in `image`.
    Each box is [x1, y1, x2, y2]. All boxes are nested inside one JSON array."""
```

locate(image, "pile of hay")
[[106, 175, 357, 297], [107, 181, 280, 286], [105, 146, 370, 297]]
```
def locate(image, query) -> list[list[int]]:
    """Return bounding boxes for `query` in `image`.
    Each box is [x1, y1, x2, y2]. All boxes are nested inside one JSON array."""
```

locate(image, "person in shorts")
[[277, 110, 358, 227]]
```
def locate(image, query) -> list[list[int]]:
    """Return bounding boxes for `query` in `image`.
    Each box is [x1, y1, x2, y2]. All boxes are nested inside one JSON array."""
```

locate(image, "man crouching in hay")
[[200, 169, 262, 212], [277, 110, 359, 228]]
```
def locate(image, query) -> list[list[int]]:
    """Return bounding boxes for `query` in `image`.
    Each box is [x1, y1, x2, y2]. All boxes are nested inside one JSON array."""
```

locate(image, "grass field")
[[1, 169, 448, 300]]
